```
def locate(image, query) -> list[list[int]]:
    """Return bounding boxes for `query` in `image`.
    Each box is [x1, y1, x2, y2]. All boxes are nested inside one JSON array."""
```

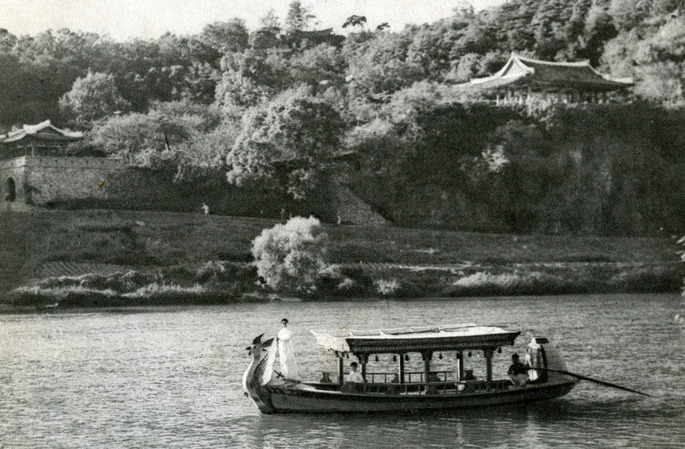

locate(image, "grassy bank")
[[0, 209, 682, 310]]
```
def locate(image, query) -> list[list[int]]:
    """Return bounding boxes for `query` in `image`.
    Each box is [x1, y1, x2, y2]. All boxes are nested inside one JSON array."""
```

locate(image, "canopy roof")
[[1, 120, 83, 144], [465, 53, 633, 92], [311, 324, 520, 354]]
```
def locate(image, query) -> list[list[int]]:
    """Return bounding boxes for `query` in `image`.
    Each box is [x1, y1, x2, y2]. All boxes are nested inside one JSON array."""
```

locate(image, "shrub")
[[316, 265, 373, 297], [375, 279, 401, 296], [123, 283, 206, 298], [251, 216, 329, 291]]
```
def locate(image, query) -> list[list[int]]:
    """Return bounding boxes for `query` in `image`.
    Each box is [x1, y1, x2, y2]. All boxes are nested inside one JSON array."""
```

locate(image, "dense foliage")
[[251, 216, 329, 291], [2, 0, 685, 235]]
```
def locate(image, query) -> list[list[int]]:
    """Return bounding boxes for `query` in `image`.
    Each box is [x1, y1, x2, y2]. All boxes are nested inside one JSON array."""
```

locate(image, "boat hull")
[[262, 381, 577, 414]]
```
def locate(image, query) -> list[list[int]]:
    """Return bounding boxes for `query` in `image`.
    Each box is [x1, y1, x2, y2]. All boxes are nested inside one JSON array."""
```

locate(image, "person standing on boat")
[[526, 338, 543, 382], [277, 318, 299, 380]]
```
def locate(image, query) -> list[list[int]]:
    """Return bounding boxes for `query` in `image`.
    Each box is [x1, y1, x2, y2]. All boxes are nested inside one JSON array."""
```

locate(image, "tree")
[[250, 26, 282, 50], [88, 102, 222, 164], [584, 2, 619, 64], [288, 44, 347, 92], [285, 1, 317, 32], [0, 28, 17, 52], [0, 52, 22, 124], [343, 15, 368, 32], [260, 9, 281, 28], [344, 32, 424, 100], [227, 89, 345, 199], [215, 49, 291, 111], [200, 19, 249, 53], [251, 216, 329, 291], [59, 71, 129, 124]]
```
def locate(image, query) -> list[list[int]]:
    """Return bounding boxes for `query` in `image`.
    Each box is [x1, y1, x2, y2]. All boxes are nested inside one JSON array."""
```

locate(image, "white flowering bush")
[[374, 279, 401, 296], [252, 216, 329, 291]]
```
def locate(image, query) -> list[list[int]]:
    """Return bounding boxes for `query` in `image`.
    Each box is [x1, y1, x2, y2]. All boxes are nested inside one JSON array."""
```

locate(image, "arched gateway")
[[5, 177, 16, 202]]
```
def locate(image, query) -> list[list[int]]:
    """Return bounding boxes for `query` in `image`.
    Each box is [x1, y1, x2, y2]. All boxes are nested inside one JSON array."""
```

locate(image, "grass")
[[3, 209, 678, 269], [0, 209, 682, 307]]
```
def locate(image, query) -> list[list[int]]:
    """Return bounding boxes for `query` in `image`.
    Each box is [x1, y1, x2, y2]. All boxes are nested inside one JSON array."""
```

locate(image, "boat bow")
[[242, 334, 276, 413]]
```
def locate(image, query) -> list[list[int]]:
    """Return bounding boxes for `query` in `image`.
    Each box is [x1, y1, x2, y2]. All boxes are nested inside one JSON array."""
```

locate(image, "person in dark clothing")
[[508, 353, 528, 386]]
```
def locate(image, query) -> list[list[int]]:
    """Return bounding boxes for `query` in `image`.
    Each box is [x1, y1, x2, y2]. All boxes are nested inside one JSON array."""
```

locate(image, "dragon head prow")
[[243, 333, 277, 413], [246, 334, 275, 358]]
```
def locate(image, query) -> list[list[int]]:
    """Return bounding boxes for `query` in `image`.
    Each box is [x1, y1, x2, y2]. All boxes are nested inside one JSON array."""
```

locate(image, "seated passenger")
[[508, 353, 528, 386], [386, 373, 401, 395], [462, 369, 476, 380], [319, 372, 332, 383], [346, 362, 364, 383], [427, 372, 440, 394]]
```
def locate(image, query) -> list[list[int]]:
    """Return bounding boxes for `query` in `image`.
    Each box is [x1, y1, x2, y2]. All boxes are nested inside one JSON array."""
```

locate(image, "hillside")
[[4, 2, 685, 237], [1, 209, 681, 308]]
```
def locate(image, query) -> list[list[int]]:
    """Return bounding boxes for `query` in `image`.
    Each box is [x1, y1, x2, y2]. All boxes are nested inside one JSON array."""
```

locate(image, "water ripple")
[[1, 294, 683, 448]]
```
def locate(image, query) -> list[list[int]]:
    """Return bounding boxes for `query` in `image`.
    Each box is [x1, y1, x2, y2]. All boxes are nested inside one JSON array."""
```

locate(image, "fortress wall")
[[1, 156, 387, 225], [21, 157, 129, 205]]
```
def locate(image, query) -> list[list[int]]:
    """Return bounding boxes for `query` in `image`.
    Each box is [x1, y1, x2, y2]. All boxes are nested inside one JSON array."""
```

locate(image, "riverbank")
[[0, 209, 682, 311]]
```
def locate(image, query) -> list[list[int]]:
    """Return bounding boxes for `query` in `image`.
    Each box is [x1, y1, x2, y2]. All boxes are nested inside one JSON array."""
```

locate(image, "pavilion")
[[0, 120, 83, 159], [459, 53, 633, 106]]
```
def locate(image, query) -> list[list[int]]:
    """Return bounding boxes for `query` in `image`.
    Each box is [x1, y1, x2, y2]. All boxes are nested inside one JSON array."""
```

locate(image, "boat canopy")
[[311, 324, 520, 355]]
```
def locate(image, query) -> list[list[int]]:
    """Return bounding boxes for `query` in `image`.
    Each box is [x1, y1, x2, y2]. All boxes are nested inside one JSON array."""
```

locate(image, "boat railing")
[[318, 371, 514, 395], [322, 370, 466, 385], [365, 370, 452, 384]]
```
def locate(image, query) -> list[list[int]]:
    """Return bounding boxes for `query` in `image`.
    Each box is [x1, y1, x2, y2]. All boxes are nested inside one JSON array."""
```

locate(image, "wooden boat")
[[243, 323, 577, 414]]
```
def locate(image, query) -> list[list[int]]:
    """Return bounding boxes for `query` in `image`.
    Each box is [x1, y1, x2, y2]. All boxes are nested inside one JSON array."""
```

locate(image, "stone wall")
[[0, 156, 390, 225], [329, 184, 388, 225], [21, 157, 128, 205]]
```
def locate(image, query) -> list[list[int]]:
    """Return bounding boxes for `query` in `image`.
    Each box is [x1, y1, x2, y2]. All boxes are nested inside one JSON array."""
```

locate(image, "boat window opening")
[[314, 343, 558, 396]]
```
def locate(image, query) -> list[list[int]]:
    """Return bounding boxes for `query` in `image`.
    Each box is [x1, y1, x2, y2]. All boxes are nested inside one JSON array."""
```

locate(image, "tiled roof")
[[464, 53, 633, 91], [1, 120, 83, 143]]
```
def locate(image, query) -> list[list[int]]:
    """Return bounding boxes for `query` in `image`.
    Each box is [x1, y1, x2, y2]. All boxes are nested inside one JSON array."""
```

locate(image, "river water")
[[1, 294, 684, 448]]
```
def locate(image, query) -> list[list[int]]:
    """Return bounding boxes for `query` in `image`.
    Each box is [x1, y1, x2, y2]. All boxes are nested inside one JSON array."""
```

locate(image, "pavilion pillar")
[[456, 351, 464, 381], [358, 354, 368, 382], [337, 353, 344, 386], [358, 353, 369, 392], [422, 351, 432, 388], [485, 349, 493, 389], [398, 353, 405, 385]]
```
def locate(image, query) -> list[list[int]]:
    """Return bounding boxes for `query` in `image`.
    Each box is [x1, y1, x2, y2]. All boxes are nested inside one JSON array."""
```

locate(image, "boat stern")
[[535, 336, 577, 386]]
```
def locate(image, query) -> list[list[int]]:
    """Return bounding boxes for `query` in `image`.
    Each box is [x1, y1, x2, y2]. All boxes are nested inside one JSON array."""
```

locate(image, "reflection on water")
[[1, 294, 684, 448]]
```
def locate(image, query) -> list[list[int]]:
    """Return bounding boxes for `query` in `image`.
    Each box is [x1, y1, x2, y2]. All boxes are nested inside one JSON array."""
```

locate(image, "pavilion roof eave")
[[1, 120, 83, 144], [311, 324, 521, 354], [1, 134, 83, 144]]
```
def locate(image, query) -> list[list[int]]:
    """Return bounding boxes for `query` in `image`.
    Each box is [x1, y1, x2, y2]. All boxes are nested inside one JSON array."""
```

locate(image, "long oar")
[[538, 367, 652, 397]]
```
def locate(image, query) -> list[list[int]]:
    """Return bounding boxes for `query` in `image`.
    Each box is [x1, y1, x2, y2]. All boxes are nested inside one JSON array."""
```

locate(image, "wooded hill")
[[1, 0, 684, 236]]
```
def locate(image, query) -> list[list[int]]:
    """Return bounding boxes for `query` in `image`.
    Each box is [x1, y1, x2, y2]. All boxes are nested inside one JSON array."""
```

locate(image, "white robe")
[[277, 327, 299, 379], [526, 339, 542, 381]]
